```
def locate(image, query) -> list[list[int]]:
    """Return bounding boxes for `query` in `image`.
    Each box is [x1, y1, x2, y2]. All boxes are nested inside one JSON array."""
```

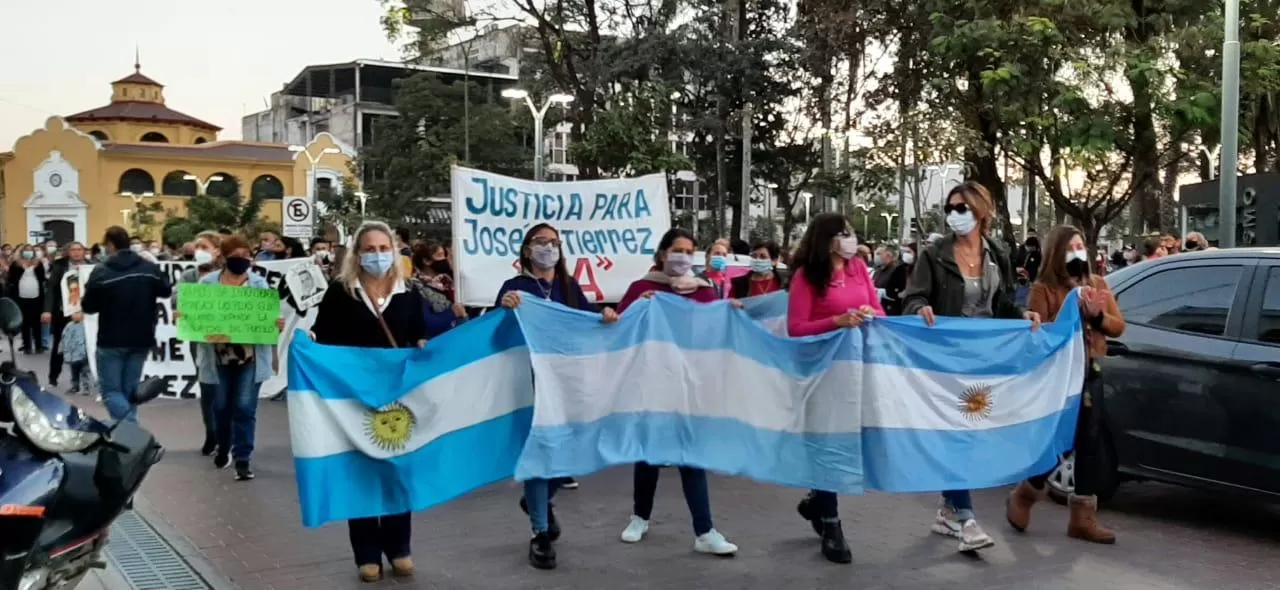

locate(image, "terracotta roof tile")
[[103, 141, 295, 163], [66, 101, 221, 131]]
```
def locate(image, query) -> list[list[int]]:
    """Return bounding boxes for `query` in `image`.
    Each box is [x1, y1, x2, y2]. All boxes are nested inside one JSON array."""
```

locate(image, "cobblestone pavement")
[[15, 348, 1280, 590]]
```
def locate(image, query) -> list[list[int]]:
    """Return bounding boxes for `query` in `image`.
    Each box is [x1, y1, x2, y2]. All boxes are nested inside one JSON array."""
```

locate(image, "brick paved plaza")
[[100, 397, 1279, 590]]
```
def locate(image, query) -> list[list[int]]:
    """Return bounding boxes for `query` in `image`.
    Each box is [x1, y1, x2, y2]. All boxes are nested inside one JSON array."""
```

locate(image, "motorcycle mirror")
[[0, 298, 22, 336], [130, 377, 167, 405]]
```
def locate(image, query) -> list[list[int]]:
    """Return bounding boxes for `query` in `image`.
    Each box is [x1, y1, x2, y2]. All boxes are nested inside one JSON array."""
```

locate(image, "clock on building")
[[49, 173, 62, 188]]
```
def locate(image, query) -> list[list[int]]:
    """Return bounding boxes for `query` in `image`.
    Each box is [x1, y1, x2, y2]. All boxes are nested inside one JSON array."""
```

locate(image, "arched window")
[[88, 130, 110, 141], [205, 173, 239, 198], [194, 137, 208, 144], [140, 131, 169, 143], [162, 170, 197, 196], [250, 175, 284, 200], [118, 168, 156, 195]]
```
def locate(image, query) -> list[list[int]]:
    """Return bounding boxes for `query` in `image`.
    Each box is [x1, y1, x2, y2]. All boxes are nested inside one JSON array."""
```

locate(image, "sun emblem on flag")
[[957, 383, 995, 422], [364, 402, 416, 452]]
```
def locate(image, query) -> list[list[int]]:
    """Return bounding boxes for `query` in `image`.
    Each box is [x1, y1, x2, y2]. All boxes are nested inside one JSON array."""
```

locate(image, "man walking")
[[42, 241, 89, 388], [81, 227, 171, 422]]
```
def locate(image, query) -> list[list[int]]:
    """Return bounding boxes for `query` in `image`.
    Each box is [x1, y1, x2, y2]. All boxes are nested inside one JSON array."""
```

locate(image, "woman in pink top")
[[786, 212, 884, 565]]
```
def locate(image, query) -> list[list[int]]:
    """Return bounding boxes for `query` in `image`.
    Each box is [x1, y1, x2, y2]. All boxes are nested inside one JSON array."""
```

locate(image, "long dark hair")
[[652, 228, 697, 271], [791, 213, 849, 297], [519, 223, 577, 309]]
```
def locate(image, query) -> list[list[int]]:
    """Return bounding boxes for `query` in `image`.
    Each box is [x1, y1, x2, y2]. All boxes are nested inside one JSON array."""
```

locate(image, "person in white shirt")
[[6, 245, 48, 353]]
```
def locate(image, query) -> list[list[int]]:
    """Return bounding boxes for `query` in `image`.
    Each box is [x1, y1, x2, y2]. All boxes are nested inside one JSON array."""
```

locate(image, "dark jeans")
[[633, 463, 714, 536], [199, 383, 218, 446], [17, 297, 41, 351], [48, 315, 67, 382], [97, 347, 149, 423], [213, 362, 260, 462], [67, 361, 88, 391], [1029, 376, 1103, 496], [810, 490, 839, 519], [348, 513, 411, 566]]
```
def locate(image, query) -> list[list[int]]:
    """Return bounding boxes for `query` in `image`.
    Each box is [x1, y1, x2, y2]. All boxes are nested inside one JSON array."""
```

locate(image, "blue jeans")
[[96, 347, 149, 423], [212, 361, 260, 463], [942, 490, 974, 521], [523, 479, 561, 533], [41, 323, 50, 349], [633, 463, 714, 536]]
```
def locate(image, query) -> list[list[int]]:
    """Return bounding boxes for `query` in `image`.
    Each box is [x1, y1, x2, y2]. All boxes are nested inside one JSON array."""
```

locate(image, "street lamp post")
[[853, 202, 873, 238], [119, 191, 155, 235], [502, 89, 574, 182], [1218, 0, 1241, 248], [182, 174, 225, 196], [289, 145, 343, 234], [881, 212, 900, 242], [355, 191, 369, 217], [799, 192, 813, 226]]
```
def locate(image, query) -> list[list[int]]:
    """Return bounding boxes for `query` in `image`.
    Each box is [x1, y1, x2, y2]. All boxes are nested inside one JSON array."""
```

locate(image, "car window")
[[1116, 265, 1243, 337], [1254, 267, 1280, 344]]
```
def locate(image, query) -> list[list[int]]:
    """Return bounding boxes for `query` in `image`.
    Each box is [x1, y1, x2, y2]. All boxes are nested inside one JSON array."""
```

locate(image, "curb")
[[130, 495, 240, 590]]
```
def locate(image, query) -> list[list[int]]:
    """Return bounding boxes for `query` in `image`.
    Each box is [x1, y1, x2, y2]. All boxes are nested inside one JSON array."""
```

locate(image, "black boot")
[[796, 493, 822, 536], [820, 520, 852, 564], [518, 496, 561, 541], [528, 532, 557, 570], [201, 437, 217, 456]]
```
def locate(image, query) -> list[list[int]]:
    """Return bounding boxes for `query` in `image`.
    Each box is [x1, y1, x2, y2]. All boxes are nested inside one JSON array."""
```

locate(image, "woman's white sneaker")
[[693, 529, 738, 555], [620, 515, 649, 543]]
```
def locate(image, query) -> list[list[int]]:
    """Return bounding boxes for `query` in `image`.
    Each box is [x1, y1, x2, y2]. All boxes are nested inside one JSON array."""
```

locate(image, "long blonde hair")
[[339, 221, 403, 296]]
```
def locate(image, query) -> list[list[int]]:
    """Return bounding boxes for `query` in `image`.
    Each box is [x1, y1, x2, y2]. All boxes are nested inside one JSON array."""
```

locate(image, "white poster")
[[450, 166, 671, 306], [60, 266, 88, 317], [284, 261, 328, 310], [82, 258, 309, 399]]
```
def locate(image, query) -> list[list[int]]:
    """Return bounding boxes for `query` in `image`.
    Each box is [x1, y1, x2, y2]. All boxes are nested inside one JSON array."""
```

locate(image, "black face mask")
[[1065, 258, 1089, 278], [429, 260, 452, 276], [1184, 240, 1199, 251], [225, 256, 252, 276]]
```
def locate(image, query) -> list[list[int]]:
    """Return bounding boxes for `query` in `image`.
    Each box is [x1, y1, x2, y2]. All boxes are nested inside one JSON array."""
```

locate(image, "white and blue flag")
[[287, 290, 1085, 526]]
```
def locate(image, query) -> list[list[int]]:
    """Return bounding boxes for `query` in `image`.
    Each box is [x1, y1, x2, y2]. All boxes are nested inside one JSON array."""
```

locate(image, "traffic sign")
[[282, 196, 314, 239]]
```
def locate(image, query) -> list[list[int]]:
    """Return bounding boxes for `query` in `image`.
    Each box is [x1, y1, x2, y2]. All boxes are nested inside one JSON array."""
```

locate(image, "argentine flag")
[[287, 311, 534, 528], [513, 294, 865, 494]]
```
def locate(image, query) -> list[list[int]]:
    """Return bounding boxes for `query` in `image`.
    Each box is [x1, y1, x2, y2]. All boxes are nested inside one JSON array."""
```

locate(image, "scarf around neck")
[[640, 271, 712, 295]]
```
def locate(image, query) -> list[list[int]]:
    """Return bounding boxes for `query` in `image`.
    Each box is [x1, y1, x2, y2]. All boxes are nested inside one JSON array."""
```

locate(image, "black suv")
[[1045, 248, 1280, 503]]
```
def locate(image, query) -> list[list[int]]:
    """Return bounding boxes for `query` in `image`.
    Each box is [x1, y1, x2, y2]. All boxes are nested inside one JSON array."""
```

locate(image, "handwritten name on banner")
[[450, 166, 671, 306]]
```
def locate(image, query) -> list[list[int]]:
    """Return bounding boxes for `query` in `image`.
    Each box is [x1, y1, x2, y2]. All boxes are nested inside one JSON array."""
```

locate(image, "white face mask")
[[946, 211, 978, 235], [901, 251, 915, 265], [193, 249, 214, 265], [1065, 249, 1089, 263], [836, 236, 859, 260], [664, 252, 693, 276]]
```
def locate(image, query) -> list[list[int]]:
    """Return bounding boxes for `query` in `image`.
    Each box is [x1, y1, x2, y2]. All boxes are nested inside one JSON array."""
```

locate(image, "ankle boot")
[[820, 520, 853, 564], [389, 557, 414, 577], [1067, 494, 1116, 544], [796, 492, 822, 536], [1005, 481, 1042, 532], [357, 564, 381, 583]]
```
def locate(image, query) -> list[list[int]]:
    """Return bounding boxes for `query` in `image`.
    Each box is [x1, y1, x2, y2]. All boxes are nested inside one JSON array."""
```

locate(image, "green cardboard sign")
[[177, 283, 280, 345]]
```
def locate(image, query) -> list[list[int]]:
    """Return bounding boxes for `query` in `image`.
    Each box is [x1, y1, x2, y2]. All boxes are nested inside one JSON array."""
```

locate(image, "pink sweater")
[[787, 259, 885, 337], [618, 279, 720, 313]]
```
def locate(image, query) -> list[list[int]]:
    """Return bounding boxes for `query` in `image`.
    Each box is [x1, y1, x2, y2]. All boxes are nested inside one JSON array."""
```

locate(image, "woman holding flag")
[[786, 212, 884, 564], [1005, 225, 1123, 544], [900, 181, 1041, 553], [612, 227, 740, 557], [310, 221, 427, 583], [498, 222, 619, 570]]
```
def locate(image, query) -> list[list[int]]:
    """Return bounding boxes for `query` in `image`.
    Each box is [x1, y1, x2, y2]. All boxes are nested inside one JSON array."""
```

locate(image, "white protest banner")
[[450, 166, 671, 306], [82, 258, 310, 400]]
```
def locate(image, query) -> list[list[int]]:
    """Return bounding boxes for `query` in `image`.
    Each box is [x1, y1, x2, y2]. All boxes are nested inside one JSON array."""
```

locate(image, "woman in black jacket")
[[900, 181, 1041, 554], [310, 221, 427, 583], [8, 244, 48, 353]]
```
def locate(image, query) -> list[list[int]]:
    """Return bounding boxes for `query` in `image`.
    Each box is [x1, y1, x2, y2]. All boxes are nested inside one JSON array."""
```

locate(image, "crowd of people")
[[11, 179, 1192, 582]]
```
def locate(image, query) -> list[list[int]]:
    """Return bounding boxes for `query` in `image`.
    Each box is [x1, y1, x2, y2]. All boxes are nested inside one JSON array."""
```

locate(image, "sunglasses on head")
[[943, 202, 970, 215]]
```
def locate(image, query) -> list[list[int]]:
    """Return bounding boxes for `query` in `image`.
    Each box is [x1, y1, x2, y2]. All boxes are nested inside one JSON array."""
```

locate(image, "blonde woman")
[[310, 221, 427, 583], [175, 231, 225, 457]]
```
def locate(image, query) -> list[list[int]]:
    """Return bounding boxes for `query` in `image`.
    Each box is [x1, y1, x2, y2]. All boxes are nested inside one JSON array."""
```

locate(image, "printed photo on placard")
[[285, 261, 329, 311], [61, 266, 86, 317]]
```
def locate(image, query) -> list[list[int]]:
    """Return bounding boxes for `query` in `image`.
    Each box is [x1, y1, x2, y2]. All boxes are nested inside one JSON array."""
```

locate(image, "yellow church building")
[[0, 64, 355, 246]]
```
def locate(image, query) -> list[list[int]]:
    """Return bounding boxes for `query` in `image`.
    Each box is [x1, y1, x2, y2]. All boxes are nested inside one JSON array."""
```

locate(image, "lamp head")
[[548, 93, 574, 105], [502, 88, 529, 100]]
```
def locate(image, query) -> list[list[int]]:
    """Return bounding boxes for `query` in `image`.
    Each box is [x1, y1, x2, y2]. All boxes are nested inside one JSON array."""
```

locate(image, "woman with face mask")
[[8, 244, 48, 354], [497, 223, 618, 569], [701, 241, 732, 298], [611, 228, 739, 557], [900, 181, 1041, 553], [1006, 225, 1124, 544], [175, 231, 224, 456], [310, 221, 427, 582], [784, 213, 883, 563], [185, 235, 282, 483], [730, 240, 787, 297], [408, 243, 467, 340]]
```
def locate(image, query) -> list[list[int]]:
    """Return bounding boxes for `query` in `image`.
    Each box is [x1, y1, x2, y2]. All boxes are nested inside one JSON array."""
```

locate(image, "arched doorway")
[[43, 220, 74, 245]]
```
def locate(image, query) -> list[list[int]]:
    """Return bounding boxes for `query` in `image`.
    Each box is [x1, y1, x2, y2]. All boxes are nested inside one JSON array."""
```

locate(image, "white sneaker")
[[620, 515, 649, 543], [693, 529, 738, 556], [930, 507, 963, 538], [931, 508, 994, 552]]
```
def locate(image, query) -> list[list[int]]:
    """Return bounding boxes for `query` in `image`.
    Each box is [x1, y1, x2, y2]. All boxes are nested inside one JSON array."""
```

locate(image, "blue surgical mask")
[[360, 252, 395, 277], [709, 255, 728, 272], [750, 258, 773, 274]]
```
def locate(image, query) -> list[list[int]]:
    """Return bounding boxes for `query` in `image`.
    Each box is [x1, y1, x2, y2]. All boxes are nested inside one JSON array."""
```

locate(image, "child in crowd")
[[59, 317, 89, 395]]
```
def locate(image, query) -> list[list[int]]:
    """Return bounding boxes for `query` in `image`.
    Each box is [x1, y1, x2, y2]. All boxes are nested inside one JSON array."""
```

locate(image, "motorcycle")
[[0, 298, 166, 590]]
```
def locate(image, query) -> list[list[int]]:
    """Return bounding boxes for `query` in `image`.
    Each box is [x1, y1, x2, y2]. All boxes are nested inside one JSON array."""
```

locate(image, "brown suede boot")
[[357, 564, 382, 583], [1005, 481, 1041, 532], [1067, 494, 1116, 544]]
